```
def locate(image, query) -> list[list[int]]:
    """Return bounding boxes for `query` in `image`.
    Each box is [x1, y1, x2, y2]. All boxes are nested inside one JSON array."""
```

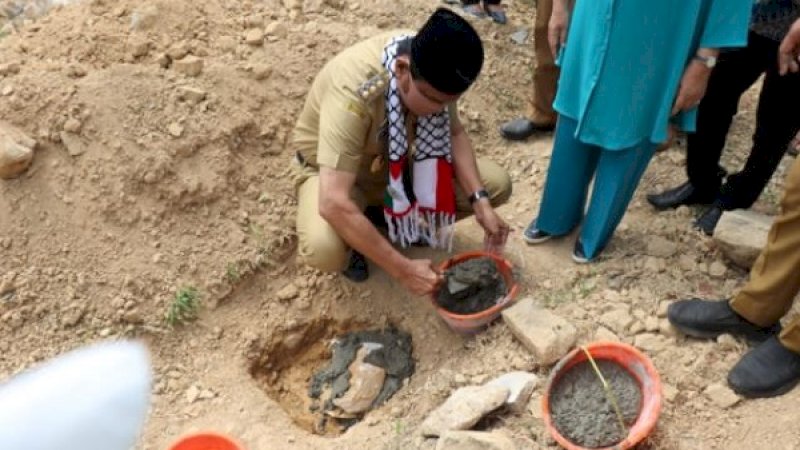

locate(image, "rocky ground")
[[2, 0, 800, 449]]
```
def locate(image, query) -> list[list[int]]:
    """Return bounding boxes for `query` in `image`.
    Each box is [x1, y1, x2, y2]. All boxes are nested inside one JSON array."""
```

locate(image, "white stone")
[[486, 371, 539, 413], [420, 385, 509, 437], [244, 29, 264, 46], [0, 122, 35, 179], [177, 86, 207, 104], [704, 383, 740, 409], [185, 385, 200, 403], [502, 298, 577, 365], [167, 122, 184, 137], [714, 210, 772, 269], [663, 384, 678, 403], [657, 301, 670, 318], [436, 431, 517, 450], [709, 261, 728, 278]]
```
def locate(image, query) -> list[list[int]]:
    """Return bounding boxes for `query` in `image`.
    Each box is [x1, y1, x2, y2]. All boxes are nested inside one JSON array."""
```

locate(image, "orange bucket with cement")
[[542, 341, 663, 450], [432, 251, 519, 334], [168, 432, 243, 450]]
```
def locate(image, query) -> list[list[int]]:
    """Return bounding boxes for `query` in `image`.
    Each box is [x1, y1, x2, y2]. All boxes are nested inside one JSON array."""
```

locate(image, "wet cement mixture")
[[436, 257, 507, 315], [550, 360, 642, 448], [309, 327, 414, 430]]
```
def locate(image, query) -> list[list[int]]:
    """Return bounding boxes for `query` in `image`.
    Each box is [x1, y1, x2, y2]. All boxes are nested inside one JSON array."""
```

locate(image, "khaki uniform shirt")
[[291, 30, 460, 204]]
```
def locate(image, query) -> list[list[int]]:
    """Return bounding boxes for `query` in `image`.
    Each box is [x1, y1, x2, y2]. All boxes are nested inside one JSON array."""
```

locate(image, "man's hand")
[[397, 259, 442, 296], [474, 200, 510, 254], [671, 60, 711, 115], [548, 1, 571, 59], [779, 18, 800, 75]]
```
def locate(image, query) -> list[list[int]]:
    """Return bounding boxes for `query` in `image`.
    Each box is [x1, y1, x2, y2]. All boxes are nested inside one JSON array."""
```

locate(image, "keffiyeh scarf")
[[381, 35, 456, 250]]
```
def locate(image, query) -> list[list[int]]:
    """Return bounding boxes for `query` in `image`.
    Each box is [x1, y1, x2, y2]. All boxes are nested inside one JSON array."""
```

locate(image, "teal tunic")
[[554, 0, 753, 150]]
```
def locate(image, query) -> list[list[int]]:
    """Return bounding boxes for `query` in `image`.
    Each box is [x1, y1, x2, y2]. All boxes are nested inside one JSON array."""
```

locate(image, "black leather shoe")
[[694, 205, 724, 236], [728, 336, 800, 398], [667, 298, 781, 342], [646, 181, 716, 210], [522, 220, 552, 244], [499, 118, 555, 141], [571, 240, 591, 264], [342, 251, 369, 282]]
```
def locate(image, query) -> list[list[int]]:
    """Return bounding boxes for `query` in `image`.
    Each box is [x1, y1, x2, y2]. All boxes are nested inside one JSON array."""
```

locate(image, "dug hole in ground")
[[2, 0, 800, 449]]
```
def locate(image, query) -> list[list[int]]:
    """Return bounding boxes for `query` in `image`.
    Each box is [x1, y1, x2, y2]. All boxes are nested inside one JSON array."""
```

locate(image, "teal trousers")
[[535, 116, 658, 259]]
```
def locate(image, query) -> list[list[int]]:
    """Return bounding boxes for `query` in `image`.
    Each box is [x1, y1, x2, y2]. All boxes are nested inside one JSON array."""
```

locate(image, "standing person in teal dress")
[[523, 0, 753, 263]]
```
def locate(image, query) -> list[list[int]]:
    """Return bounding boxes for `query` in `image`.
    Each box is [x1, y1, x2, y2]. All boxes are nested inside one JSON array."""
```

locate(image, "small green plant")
[[165, 286, 200, 327], [394, 420, 405, 435], [225, 262, 241, 283]]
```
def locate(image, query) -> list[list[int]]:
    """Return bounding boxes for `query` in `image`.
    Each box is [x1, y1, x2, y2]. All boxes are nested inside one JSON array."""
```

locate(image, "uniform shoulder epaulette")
[[356, 69, 390, 103]]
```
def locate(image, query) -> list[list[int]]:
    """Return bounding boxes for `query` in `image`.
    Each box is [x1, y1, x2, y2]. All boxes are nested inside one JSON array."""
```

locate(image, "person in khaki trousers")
[[499, 0, 558, 140], [667, 17, 800, 399]]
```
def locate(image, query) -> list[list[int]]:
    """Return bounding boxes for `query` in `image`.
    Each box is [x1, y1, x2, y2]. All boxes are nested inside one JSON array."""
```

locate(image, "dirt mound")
[[2, 0, 800, 449]]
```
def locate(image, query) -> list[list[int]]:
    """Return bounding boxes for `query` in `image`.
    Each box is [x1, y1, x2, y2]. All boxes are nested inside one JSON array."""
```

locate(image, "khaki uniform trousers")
[[528, 0, 559, 126], [730, 157, 800, 353], [291, 158, 512, 272]]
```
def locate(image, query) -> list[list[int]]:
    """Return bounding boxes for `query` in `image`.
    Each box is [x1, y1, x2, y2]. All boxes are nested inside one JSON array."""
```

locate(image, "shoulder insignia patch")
[[356, 70, 390, 103]]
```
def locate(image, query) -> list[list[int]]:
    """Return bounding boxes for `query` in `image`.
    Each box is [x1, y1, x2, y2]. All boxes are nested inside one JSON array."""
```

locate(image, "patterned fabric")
[[751, 0, 800, 41], [381, 35, 456, 250]]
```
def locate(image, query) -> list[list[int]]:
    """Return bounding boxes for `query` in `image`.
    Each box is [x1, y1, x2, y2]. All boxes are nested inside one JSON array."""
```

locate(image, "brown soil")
[[2, 1, 800, 450]]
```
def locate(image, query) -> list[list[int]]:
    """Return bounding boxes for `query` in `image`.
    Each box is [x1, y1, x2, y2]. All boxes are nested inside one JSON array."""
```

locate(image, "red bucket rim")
[[541, 341, 663, 450]]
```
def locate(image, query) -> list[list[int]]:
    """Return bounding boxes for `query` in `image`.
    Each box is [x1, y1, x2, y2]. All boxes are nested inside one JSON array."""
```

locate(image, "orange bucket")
[[431, 251, 519, 334], [168, 432, 243, 450], [542, 342, 663, 450]]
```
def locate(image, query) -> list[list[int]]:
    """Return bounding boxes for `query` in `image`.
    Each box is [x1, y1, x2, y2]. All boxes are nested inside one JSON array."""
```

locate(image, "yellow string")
[[580, 346, 628, 436]]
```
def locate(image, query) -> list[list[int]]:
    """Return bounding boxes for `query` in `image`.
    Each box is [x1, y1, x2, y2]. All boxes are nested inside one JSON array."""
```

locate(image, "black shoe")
[[728, 336, 800, 398], [667, 298, 781, 343], [499, 118, 555, 141], [522, 220, 552, 244], [342, 251, 369, 282], [694, 205, 724, 236], [571, 240, 591, 264], [646, 181, 716, 210]]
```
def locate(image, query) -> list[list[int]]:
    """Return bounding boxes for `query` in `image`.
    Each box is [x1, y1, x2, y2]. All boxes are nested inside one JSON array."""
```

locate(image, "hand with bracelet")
[[469, 188, 510, 254], [671, 48, 718, 115]]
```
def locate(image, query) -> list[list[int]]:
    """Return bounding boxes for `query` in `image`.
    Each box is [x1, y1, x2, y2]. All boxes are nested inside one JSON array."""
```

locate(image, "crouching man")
[[289, 8, 512, 296]]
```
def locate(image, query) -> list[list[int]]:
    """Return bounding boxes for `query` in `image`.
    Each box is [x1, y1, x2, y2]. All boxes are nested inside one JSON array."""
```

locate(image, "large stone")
[[436, 431, 517, 450], [332, 346, 385, 414], [420, 385, 509, 437], [486, 371, 539, 413], [502, 297, 577, 365], [713, 210, 772, 268], [0, 121, 36, 179]]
